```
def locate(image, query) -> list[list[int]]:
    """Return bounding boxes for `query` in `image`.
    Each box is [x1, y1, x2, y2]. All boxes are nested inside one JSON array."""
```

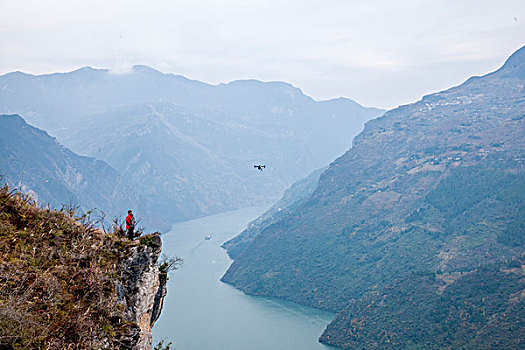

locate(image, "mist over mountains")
[[0, 66, 383, 224], [2, 41, 523, 350], [222, 46, 525, 348], [0, 114, 167, 230]]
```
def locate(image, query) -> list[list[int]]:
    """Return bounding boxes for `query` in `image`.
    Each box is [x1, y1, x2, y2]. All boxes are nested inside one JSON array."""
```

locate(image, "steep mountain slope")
[[0, 67, 383, 221], [223, 166, 326, 259], [319, 258, 524, 349], [0, 114, 167, 231], [222, 46, 525, 347]]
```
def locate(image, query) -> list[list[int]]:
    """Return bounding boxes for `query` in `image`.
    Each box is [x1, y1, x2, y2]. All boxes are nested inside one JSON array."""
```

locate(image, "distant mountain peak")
[[3, 70, 32, 78], [0, 113, 24, 122], [132, 65, 164, 75], [224, 78, 295, 89], [221, 79, 307, 100], [70, 66, 108, 74], [501, 44, 525, 69], [76, 66, 97, 71], [320, 96, 362, 106]]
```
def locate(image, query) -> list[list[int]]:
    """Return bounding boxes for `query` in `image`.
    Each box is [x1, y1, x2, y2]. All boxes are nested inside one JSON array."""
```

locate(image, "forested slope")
[[222, 46, 525, 348]]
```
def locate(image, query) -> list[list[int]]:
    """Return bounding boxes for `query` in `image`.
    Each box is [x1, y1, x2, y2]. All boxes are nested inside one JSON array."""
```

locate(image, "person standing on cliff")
[[126, 210, 136, 240]]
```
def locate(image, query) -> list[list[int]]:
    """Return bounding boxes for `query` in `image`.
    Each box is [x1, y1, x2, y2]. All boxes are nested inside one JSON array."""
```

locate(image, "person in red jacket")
[[126, 210, 136, 240]]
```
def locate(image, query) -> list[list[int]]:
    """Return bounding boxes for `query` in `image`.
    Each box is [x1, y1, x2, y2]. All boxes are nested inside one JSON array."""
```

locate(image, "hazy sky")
[[1, 0, 524, 109]]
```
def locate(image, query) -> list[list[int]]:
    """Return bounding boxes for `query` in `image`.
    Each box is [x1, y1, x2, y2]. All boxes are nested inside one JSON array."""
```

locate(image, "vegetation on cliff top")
[[0, 184, 160, 349]]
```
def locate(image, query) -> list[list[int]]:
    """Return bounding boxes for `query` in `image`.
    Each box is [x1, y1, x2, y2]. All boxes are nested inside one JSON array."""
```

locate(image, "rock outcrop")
[[117, 235, 167, 349]]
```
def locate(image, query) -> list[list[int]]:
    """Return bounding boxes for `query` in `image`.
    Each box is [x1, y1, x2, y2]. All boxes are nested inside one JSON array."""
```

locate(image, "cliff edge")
[[118, 234, 167, 349], [0, 184, 167, 349]]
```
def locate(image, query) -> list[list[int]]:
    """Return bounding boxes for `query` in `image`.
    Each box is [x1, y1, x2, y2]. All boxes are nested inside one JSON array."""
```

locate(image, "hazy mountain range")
[[0, 114, 167, 230], [0, 66, 383, 224], [2, 40, 522, 350], [222, 46, 525, 348]]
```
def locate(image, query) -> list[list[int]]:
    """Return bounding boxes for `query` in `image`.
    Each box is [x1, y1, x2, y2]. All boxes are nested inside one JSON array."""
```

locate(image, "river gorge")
[[153, 206, 336, 350]]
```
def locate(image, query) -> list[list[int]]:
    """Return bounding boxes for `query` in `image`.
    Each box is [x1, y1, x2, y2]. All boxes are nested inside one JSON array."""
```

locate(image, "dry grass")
[[0, 184, 142, 349]]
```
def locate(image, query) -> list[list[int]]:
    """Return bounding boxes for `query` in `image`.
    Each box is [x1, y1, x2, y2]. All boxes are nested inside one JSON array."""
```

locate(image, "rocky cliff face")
[[117, 235, 167, 350]]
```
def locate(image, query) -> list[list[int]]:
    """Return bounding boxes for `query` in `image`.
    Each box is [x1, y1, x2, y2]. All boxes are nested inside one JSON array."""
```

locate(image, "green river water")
[[152, 205, 337, 350]]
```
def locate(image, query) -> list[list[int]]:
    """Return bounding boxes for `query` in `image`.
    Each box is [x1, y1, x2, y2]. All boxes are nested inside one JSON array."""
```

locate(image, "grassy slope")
[[0, 184, 156, 349]]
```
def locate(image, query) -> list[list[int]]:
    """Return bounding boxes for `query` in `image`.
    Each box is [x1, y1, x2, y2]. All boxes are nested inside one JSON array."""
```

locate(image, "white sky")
[[1, 0, 524, 109]]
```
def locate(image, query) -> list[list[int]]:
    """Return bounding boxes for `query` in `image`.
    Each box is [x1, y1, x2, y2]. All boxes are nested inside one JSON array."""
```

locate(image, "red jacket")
[[126, 214, 135, 229]]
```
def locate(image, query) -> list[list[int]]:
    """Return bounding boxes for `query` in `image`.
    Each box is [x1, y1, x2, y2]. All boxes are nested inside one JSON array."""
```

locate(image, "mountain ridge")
[[221, 45, 525, 348], [0, 113, 167, 231], [0, 67, 384, 223], [0, 65, 382, 107]]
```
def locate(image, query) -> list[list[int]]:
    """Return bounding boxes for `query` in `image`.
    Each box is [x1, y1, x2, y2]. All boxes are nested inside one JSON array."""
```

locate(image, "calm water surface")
[[152, 206, 337, 350]]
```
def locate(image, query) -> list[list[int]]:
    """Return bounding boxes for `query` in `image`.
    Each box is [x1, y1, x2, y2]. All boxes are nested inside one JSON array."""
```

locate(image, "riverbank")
[[152, 206, 336, 350]]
